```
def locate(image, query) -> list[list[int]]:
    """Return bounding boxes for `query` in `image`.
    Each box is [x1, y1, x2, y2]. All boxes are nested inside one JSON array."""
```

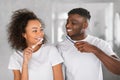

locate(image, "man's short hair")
[[68, 8, 91, 20]]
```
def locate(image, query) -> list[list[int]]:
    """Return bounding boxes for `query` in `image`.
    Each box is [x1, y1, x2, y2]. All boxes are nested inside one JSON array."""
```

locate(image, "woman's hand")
[[23, 47, 33, 64], [21, 47, 33, 80]]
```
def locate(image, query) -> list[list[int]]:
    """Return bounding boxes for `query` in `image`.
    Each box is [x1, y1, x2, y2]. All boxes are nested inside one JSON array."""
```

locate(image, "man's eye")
[[72, 22, 78, 25]]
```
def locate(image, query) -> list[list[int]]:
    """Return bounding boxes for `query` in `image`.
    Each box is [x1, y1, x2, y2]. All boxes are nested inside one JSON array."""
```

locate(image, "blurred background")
[[0, 0, 120, 80]]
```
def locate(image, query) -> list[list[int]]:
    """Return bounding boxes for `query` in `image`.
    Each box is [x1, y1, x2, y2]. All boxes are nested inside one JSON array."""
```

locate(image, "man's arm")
[[93, 47, 120, 75], [75, 41, 120, 75]]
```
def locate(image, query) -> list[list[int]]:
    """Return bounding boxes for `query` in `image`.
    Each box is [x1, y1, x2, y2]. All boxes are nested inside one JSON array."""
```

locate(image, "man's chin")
[[67, 34, 73, 38]]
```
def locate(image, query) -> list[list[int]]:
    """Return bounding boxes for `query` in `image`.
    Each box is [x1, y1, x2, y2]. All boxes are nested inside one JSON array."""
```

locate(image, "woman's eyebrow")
[[32, 27, 43, 29], [32, 27, 38, 29]]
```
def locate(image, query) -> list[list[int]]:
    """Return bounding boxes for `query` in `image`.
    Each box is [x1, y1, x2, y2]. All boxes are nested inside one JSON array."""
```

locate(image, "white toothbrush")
[[32, 38, 43, 49]]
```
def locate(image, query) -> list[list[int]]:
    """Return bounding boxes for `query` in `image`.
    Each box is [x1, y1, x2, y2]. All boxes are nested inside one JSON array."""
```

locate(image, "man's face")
[[66, 14, 87, 38]]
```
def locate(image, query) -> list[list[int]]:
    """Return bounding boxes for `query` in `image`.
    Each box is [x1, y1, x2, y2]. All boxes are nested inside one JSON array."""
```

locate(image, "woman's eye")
[[40, 28, 44, 31], [33, 30, 37, 32], [40, 29, 44, 31]]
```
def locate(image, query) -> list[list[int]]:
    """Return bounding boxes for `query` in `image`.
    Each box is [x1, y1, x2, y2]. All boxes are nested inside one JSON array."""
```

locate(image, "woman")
[[8, 9, 64, 80]]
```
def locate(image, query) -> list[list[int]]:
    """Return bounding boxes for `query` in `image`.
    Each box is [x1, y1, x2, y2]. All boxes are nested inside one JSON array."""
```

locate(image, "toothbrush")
[[32, 38, 43, 49], [66, 36, 75, 44]]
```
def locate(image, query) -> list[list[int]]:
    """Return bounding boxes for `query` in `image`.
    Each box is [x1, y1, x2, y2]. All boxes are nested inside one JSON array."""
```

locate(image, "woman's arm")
[[21, 47, 33, 80], [52, 64, 64, 80], [13, 70, 21, 80], [21, 63, 29, 80]]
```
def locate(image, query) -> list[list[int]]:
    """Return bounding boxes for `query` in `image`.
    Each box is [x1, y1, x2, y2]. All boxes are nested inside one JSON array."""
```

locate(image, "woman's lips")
[[35, 37, 42, 40], [32, 38, 43, 49]]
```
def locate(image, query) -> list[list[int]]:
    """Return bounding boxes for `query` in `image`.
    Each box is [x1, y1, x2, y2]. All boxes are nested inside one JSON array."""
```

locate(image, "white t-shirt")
[[56, 35, 116, 80], [8, 43, 64, 80]]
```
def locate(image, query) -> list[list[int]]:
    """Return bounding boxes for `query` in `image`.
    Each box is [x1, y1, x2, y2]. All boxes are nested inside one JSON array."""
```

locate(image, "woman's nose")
[[37, 31, 44, 37]]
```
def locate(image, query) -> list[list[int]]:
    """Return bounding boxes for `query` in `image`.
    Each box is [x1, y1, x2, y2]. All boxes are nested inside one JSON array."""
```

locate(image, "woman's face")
[[23, 20, 44, 47]]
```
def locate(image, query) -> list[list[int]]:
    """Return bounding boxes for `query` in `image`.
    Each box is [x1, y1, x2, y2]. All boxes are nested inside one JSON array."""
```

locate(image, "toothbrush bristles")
[[32, 38, 43, 49]]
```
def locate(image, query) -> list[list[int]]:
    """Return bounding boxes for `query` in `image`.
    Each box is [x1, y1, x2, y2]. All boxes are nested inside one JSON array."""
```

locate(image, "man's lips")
[[67, 29, 72, 32]]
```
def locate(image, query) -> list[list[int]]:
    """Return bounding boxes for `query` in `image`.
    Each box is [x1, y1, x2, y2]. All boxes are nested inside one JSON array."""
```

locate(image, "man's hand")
[[74, 41, 98, 53]]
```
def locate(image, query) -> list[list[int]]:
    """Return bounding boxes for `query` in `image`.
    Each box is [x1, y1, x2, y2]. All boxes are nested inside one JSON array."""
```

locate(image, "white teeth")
[[67, 29, 72, 32]]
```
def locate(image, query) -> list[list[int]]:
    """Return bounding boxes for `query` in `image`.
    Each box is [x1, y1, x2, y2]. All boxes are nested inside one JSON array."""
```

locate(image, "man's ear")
[[83, 22, 88, 29]]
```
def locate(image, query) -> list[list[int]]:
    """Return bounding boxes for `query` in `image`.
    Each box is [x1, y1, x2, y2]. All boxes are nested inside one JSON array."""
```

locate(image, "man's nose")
[[66, 23, 71, 28]]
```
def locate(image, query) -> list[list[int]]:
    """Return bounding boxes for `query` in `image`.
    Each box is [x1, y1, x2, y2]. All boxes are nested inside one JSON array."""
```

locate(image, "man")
[[56, 8, 120, 80]]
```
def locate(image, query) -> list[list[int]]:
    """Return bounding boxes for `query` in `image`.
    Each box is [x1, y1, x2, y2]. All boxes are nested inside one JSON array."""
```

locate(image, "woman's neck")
[[33, 44, 42, 53]]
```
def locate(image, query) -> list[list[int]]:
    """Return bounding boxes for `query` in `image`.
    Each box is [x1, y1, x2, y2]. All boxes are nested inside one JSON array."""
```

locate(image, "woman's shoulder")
[[43, 43, 57, 51], [10, 50, 23, 59], [42, 43, 57, 50]]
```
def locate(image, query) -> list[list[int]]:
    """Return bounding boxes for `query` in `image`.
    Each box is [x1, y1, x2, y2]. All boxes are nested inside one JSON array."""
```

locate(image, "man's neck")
[[70, 33, 87, 41]]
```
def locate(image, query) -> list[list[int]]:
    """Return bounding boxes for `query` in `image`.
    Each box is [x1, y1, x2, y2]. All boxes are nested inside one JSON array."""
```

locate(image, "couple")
[[8, 8, 120, 80]]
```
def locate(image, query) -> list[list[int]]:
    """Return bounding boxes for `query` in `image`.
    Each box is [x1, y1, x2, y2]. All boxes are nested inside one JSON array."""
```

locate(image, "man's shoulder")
[[56, 39, 70, 48], [56, 39, 74, 53], [88, 35, 106, 42], [88, 35, 110, 46], [87, 35, 99, 40]]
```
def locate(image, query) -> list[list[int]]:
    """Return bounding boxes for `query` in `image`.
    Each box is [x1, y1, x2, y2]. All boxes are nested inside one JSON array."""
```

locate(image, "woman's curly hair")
[[7, 9, 47, 51]]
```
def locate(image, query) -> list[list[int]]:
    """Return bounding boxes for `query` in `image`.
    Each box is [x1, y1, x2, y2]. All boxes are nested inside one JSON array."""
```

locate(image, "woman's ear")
[[22, 33, 26, 39]]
